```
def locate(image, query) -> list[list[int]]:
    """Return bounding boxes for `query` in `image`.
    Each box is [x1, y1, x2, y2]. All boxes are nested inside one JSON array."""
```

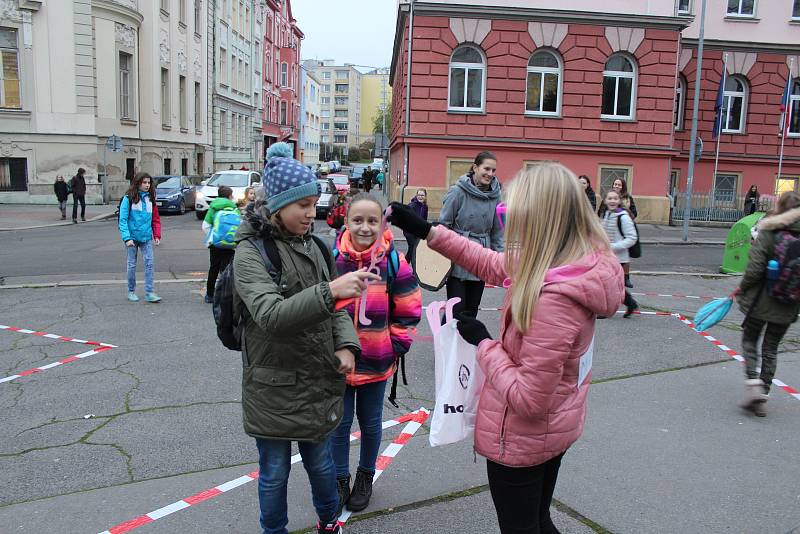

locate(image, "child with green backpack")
[[203, 185, 239, 303]]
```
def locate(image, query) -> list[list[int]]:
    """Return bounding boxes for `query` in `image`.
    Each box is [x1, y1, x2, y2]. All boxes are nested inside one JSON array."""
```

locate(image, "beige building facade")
[[303, 60, 362, 150], [0, 0, 212, 204]]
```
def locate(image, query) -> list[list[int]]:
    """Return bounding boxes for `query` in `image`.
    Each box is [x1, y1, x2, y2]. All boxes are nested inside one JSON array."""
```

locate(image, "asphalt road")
[[0, 211, 726, 285]]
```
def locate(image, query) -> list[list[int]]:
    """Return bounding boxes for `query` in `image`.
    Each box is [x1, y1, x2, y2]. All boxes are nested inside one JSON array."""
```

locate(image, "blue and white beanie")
[[263, 157, 320, 213]]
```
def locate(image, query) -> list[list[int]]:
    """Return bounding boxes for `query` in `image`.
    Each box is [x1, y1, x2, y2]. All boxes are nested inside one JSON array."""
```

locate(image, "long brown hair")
[[126, 172, 156, 205], [775, 191, 800, 214]]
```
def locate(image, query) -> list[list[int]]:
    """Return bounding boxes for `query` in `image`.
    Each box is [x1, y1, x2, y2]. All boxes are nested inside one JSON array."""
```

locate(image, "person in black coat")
[[578, 175, 596, 212], [69, 167, 88, 223], [53, 175, 69, 220], [744, 184, 760, 215]]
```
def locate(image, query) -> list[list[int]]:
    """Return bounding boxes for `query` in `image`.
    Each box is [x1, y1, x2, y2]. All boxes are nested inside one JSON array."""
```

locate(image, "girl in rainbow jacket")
[[330, 193, 422, 515]]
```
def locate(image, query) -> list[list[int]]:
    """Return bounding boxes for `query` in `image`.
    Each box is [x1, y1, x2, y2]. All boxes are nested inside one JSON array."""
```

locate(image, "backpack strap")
[[245, 236, 281, 284], [311, 235, 333, 279]]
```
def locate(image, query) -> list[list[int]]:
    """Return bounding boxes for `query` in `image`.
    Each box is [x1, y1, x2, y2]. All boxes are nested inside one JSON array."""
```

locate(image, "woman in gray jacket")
[[600, 189, 638, 317], [439, 151, 503, 318]]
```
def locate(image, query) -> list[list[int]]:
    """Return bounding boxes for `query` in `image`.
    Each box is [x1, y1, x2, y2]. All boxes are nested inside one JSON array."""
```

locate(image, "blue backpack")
[[209, 208, 241, 249]]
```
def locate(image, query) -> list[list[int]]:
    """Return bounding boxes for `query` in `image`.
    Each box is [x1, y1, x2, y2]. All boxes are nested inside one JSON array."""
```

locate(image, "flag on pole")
[[712, 70, 726, 139], [779, 75, 792, 135]]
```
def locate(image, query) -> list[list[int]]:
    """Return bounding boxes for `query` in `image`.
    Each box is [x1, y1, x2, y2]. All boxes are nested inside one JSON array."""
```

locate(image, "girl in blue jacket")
[[118, 172, 162, 302]]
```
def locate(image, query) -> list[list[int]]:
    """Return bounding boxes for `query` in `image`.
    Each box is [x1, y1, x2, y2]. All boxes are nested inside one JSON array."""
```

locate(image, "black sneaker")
[[316, 521, 342, 533], [346, 468, 374, 512], [624, 303, 639, 318], [624, 275, 633, 288], [336, 475, 350, 516]]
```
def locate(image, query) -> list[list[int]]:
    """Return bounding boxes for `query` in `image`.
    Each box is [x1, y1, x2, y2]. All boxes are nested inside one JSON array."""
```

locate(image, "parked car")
[[350, 164, 368, 186], [318, 163, 330, 175], [154, 176, 196, 215], [316, 178, 336, 219], [328, 173, 351, 195], [194, 170, 261, 220], [327, 160, 341, 173]]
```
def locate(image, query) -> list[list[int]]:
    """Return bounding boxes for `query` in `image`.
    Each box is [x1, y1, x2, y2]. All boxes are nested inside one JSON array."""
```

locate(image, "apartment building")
[[0, 0, 212, 203], [300, 66, 321, 165], [360, 67, 392, 156], [211, 0, 264, 171], [389, 0, 800, 222], [304, 60, 363, 150]]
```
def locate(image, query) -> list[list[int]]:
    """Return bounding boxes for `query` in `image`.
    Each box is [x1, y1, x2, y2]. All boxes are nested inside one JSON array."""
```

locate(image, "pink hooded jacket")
[[428, 226, 624, 467]]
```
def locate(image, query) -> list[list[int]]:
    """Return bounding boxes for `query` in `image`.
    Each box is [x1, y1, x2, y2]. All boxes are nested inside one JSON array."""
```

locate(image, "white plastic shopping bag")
[[427, 298, 485, 447]]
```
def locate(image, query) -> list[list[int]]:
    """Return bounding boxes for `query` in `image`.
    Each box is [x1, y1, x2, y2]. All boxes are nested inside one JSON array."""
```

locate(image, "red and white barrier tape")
[[98, 409, 427, 534], [0, 346, 114, 384], [0, 324, 117, 348], [630, 292, 717, 301], [337, 407, 430, 525], [675, 314, 800, 402]]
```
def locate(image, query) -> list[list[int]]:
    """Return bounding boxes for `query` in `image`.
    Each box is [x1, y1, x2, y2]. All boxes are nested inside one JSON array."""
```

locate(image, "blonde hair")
[[504, 162, 610, 330]]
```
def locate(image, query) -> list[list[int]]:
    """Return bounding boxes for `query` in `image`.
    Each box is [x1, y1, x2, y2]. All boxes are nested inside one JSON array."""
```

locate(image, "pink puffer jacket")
[[428, 226, 624, 467]]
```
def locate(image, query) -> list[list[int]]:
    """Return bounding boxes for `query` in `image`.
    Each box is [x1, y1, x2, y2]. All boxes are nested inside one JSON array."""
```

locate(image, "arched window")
[[448, 44, 485, 112], [788, 78, 800, 137], [674, 75, 687, 130], [722, 75, 747, 133], [526, 49, 562, 116], [602, 54, 636, 119]]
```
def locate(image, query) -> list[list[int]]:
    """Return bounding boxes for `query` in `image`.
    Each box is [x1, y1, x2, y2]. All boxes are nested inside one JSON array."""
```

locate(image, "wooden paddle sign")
[[412, 238, 453, 292]]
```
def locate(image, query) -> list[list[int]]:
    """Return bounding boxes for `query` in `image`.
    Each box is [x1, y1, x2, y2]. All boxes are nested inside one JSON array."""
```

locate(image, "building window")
[[322, 84, 330, 93], [335, 83, 349, 93], [161, 68, 170, 126], [727, 0, 755, 17], [776, 175, 799, 195], [238, 58, 243, 91], [280, 100, 287, 125], [231, 1, 237, 31], [794, 0, 800, 19], [232, 114, 238, 146], [334, 122, 347, 130], [161, 0, 169, 13], [669, 170, 680, 198], [674, 75, 686, 130], [335, 70, 348, 80], [219, 109, 227, 146], [164, 158, 171, 175], [321, 96, 330, 105], [119, 52, 133, 119], [280, 62, 288, 87], [220, 47, 227, 85], [194, 0, 202, 33], [334, 109, 348, 118], [713, 173, 739, 202], [321, 122, 330, 130], [334, 134, 347, 144], [0, 157, 26, 191], [181, 158, 188, 175], [722, 75, 747, 133], [525, 49, 561, 116], [602, 54, 636, 120], [194, 82, 201, 129], [179, 0, 187, 23], [179, 75, 187, 129], [678, 0, 691, 14], [448, 44, 485, 112], [322, 71, 331, 80], [335, 96, 348, 106], [789, 79, 800, 137], [0, 28, 21, 109], [447, 159, 474, 186], [599, 166, 632, 196]]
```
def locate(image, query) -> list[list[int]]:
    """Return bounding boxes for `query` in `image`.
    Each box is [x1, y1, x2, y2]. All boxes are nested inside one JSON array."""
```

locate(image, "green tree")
[[372, 98, 393, 135]]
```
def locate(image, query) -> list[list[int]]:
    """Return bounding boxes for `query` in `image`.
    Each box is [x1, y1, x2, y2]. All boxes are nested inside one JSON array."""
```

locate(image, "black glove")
[[456, 315, 492, 346], [388, 202, 432, 240]]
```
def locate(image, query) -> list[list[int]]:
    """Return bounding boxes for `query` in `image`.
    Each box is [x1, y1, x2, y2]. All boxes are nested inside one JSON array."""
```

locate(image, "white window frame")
[[161, 68, 170, 127], [448, 44, 486, 113], [280, 62, 288, 87], [677, 0, 692, 15], [119, 51, 133, 119], [0, 28, 21, 109], [674, 75, 686, 131], [179, 75, 187, 130], [601, 54, 637, 120], [194, 0, 202, 34], [713, 173, 740, 203], [219, 46, 228, 86], [525, 49, 562, 117], [722, 75, 747, 134], [194, 81, 201, 130], [727, 0, 756, 17], [788, 79, 800, 138], [598, 165, 633, 196], [280, 100, 287, 125]]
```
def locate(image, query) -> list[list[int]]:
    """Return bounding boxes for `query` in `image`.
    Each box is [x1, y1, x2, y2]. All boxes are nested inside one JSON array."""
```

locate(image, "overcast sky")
[[291, 0, 398, 70]]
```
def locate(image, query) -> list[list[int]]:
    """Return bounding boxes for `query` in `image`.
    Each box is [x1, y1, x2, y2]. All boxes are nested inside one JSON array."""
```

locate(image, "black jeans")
[[207, 246, 234, 297], [446, 276, 485, 318], [72, 195, 86, 219], [487, 452, 565, 534], [741, 315, 790, 392]]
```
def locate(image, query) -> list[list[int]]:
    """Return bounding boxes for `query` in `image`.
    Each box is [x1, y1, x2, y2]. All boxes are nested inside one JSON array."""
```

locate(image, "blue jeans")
[[255, 438, 339, 534], [331, 380, 387, 477], [125, 241, 154, 293]]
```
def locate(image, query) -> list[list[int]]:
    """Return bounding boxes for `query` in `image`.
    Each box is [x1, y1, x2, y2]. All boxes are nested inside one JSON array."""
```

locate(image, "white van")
[[194, 170, 261, 219]]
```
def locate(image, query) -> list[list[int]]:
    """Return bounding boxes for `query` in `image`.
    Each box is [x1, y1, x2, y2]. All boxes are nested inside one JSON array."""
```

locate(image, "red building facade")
[[389, 3, 800, 223], [262, 0, 303, 159]]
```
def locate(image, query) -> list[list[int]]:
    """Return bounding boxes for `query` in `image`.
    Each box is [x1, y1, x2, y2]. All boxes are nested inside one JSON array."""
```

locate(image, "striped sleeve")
[[389, 252, 422, 355]]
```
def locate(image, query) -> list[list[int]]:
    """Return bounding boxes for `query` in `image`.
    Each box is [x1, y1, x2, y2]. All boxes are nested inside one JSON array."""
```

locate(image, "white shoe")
[[741, 379, 767, 417]]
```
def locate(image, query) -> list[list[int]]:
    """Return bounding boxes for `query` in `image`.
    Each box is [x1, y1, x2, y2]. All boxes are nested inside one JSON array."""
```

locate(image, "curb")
[[640, 240, 726, 246], [0, 278, 206, 290], [0, 211, 117, 231]]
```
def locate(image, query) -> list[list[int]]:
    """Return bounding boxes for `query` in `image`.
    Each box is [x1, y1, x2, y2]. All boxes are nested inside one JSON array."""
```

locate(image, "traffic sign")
[[106, 135, 123, 153]]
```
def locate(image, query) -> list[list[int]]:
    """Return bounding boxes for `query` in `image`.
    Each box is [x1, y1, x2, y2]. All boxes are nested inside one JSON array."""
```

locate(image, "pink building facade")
[[262, 0, 303, 158], [389, 1, 800, 223]]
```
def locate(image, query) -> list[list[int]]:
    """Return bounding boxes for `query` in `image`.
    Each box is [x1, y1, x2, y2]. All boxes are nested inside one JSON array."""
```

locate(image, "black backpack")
[[616, 210, 642, 259], [213, 235, 332, 351]]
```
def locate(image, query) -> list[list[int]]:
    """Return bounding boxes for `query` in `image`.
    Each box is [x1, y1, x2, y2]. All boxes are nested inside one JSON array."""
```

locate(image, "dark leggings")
[[207, 246, 234, 297], [487, 452, 565, 534], [741, 315, 790, 393], [446, 277, 485, 318]]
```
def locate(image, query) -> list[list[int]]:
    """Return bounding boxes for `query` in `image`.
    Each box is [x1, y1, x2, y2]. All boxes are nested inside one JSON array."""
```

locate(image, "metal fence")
[[671, 191, 777, 223]]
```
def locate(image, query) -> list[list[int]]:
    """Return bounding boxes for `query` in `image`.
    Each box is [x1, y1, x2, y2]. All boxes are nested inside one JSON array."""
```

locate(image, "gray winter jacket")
[[439, 174, 503, 281], [601, 209, 637, 264]]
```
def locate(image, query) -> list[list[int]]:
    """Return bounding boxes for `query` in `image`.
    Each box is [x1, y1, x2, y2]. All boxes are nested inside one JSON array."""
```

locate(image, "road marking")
[[98, 410, 427, 534], [674, 314, 800, 403]]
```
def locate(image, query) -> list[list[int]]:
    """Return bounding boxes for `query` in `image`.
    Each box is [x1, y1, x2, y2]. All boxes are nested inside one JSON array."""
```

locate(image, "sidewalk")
[[0, 203, 117, 231], [387, 222, 729, 245]]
